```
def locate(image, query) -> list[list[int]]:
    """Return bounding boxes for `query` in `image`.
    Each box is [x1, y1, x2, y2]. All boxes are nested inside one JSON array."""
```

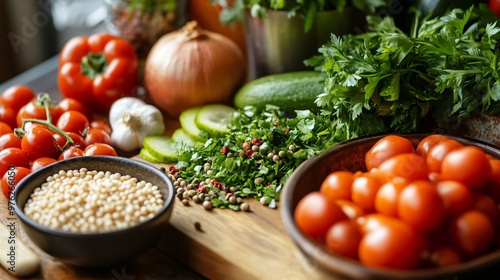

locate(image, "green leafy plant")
[[211, 0, 390, 31]]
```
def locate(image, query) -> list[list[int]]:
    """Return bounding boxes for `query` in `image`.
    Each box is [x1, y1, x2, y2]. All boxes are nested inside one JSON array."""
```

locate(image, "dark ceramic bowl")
[[14, 156, 175, 268], [281, 134, 500, 280]]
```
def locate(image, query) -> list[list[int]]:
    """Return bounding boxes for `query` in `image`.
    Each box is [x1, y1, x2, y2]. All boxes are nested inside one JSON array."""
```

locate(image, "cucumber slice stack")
[[140, 103, 236, 164]]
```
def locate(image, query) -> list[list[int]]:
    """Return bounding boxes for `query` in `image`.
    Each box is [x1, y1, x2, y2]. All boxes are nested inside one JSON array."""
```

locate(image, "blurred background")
[[0, 0, 106, 84]]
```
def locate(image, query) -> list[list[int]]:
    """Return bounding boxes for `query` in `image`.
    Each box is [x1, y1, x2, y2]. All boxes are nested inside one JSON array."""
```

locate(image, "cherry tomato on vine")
[[59, 146, 84, 160], [90, 120, 112, 135], [0, 133, 22, 150], [83, 143, 117, 156], [56, 98, 92, 120], [53, 132, 87, 150], [30, 157, 57, 172], [85, 128, 112, 146], [56, 110, 89, 136], [365, 135, 415, 171], [1, 166, 31, 199], [0, 121, 13, 135], [21, 126, 60, 160], [441, 146, 491, 191], [0, 148, 30, 178], [0, 105, 17, 129], [294, 191, 347, 240], [0, 85, 35, 111], [17, 98, 61, 127]]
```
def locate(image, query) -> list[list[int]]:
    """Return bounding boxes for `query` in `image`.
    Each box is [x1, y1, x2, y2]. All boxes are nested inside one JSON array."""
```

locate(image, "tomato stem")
[[81, 53, 107, 78], [21, 93, 74, 151]]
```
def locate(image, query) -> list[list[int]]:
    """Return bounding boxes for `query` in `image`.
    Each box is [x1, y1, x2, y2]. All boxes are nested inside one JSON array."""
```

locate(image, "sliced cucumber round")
[[179, 107, 207, 142], [194, 104, 235, 138], [139, 148, 163, 163], [143, 135, 178, 163], [172, 128, 203, 147]]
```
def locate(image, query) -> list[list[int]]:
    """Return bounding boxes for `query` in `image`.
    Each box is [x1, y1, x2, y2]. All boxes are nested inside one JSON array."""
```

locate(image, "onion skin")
[[144, 21, 247, 117]]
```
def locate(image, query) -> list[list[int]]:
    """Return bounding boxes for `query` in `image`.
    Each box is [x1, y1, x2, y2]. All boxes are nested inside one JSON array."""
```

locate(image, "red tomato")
[[325, 220, 362, 259], [1, 166, 31, 199], [0, 148, 30, 179], [56, 98, 92, 120], [426, 139, 463, 173], [0, 121, 13, 135], [377, 153, 429, 183], [489, 0, 500, 16], [90, 120, 112, 135], [416, 134, 448, 159], [351, 172, 382, 212], [53, 132, 86, 150], [441, 146, 491, 191], [436, 180, 474, 217], [472, 193, 497, 221], [320, 171, 353, 201], [83, 143, 117, 156], [358, 215, 426, 270], [398, 180, 446, 232], [0, 105, 17, 129], [21, 126, 60, 160], [84, 128, 112, 146], [30, 157, 57, 172], [335, 199, 365, 220], [59, 146, 84, 160], [448, 210, 494, 258], [484, 159, 500, 202], [294, 191, 347, 240], [365, 135, 415, 171], [56, 110, 90, 136], [0, 85, 35, 111], [17, 99, 61, 127], [374, 177, 408, 217], [428, 245, 462, 268], [0, 133, 22, 150]]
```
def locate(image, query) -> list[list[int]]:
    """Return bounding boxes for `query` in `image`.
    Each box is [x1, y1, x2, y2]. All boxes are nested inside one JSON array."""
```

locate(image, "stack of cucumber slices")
[[140, 104, 236, 163]]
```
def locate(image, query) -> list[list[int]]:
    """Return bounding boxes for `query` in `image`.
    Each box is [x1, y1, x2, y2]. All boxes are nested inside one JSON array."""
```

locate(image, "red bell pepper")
[[57, 33, 139, 113]]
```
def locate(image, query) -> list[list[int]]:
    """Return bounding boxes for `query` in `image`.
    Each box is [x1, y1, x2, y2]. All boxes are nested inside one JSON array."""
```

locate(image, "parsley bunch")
[[307, 5, 500, 135], [211, 0, 389, 32]]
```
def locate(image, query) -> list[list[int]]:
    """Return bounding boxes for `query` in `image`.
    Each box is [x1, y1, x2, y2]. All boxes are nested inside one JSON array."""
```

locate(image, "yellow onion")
[[144, 21, 247, 117]]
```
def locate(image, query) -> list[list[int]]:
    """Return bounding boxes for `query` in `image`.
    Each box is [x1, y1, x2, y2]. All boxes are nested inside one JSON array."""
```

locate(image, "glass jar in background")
[[104, 0, 188, 59]]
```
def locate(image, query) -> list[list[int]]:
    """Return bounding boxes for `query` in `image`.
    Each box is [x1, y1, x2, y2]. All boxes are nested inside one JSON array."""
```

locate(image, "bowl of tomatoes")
[[281, 133, 500, 279]]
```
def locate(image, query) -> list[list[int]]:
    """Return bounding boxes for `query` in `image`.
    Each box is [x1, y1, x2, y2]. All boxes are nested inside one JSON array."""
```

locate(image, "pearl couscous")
[[23, 168, 165, 233]]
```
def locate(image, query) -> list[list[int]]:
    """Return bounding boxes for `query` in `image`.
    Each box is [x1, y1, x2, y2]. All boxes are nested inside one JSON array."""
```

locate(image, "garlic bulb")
[[109, 97, 165, 151]]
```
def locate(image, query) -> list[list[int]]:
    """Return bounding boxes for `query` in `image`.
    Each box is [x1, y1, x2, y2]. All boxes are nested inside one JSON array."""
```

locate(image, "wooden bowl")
[[280, 134, 500, 279], [14, 156, 175, 268]]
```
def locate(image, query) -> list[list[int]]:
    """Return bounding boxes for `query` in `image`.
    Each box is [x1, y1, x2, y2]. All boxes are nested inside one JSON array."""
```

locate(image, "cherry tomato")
[[378, 153, 429, 183], [448, 210, 494, 258], [358, 215, 426, 270], [325, 220, 362, 259], [472, 193, 497, 221], [0, 148, 30, 178], [484, 159, 500, 202], [320, 171, 353, 201], [436, 180, 474, 217], [84, 128, 112, 146], [294, 191, 347, 240], [0, 85, 35, 111], [83, 143, 117, 156], [56, 98, 92, 120], [441, 146, 491, 191], [426, 139, 463, 173], [0, 105, 17, 129], [17, 99, 61, 127], [1, 166, 31, 199], [335, 199, 365, 220], [428, 245, 462, 268], [365, 135, 415, 171], [56, 110, 90, 136], [351, 172, 382, 212], [23, 122, 49, 132], [0, 133, 22, 150], [90, 120, 112, 135], [374, 177, 408, 217], [59, 146, 84, 160], [416, 134, 448, 159], [0, 121, 13, 135], [21, 126, 60, 160], [54, 132, 87, 151], [489, 0, 500, 17], [30, 157, 57, 172], [398, 180, 445, 233]]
